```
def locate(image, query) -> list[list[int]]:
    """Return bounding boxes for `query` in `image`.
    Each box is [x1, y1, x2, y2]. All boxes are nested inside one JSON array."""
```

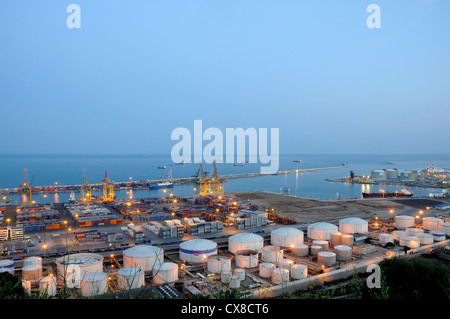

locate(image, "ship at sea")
[[362, 189, 413, 198], [293, 160, 302, 163], [69, 191, 76, 202], [150, 165, 174, 189], [0, 196, 12, 206]]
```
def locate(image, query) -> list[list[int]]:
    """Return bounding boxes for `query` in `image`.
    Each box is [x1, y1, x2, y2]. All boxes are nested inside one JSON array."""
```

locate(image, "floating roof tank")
[[55, 253, 104, 288], [228, 233, 264, 254], [80, 272, 108, 297], [123, 245, 164, 271], [180, 239, 217, 263], [307, 222, 338, 240], [422, 217, 443, 231], [339, 218, 368, 234], [152, 262, 178, 284], [271, 227, 304, 247], [395, 215, 415, 229], [207, 255, 232, 274], [117, 267, 145, 290]]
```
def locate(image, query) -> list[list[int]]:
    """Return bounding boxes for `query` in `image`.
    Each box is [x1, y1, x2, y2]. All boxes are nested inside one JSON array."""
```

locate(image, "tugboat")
[[362, 189, 413, 198], [157, 165, 167, 170], [175, 161, 185, 165]]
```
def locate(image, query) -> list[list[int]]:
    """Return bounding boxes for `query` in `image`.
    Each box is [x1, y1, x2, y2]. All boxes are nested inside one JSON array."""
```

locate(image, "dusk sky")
[[1, 0, 449, 155]]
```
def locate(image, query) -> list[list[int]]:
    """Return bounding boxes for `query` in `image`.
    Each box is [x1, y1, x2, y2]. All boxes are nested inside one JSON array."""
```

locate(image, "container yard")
[[0, 190, 448, 299]]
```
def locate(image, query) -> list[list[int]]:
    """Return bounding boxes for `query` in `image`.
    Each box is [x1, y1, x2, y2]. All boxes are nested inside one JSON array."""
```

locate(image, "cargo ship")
[[149, 181, 174, 189], [293, 160, 302, 163], [362, 189, 413, 198]]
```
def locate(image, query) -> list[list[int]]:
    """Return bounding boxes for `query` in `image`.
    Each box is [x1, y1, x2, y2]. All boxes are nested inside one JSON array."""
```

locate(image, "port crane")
[[198, 160, 226, 196], [102, 171, 114, 201], [20, 168, 32, 205], [80, 168, 92, 202], [198, 161, 212, 196], [212, 160, 226, 194]]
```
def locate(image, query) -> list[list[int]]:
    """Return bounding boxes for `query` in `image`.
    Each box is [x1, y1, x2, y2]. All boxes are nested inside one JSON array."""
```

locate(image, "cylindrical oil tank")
[[341, 234, 354, 246], [438, 221, 450, 235], [307, 222, 338, 240], [399, 236, 420, 249], [23, 256, 42, 268], [271, 268, 289, 285], [80, 272, 108, 297], [418, 233, 434, 245], [271, 227, 304, 247], [317, 252, 336, 266], [393, 230, 407, 241], [431, 231, 446, 242], [221, 271, 232, 284], [117, 267, 145, 290], [22, 264, 43, 284], [312, 240, 329, 251], [179, 239, 217, 264], [339, 217, 368, 234], [55, 253, 104, 288], [152, 262, 178, 284], [207, 255, 232, 274], [291, 244, 309, 257], [379, 233, 395, 244], [278, 259, 294, 270], [334, 245, 352, 261], [406, 228, 424, 236], [259, 263, 275, 278], [228, 233, 264, 254], [395, 215, 415, 229], [123, 245, 164, 271], [423, 217, 443, 231], [234, 268, 245, 281], [310, 245, 322, 256], [230, 275, 240, 289], [39, 276, 57, 297], [261, 245, 284, 263], [0, 260, 14, 274], [290, 264, 308, 280], [235, 250, 259, 269], [329, 232, 342, 247]]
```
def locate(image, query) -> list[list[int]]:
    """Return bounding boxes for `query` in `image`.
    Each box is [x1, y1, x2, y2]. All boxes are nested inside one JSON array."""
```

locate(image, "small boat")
[[234, 163, 244, 167], [175, 161, 185, 165], [157, 165, 167, 170], [293, 160, 302, 163], [69, 191, 76, 202]]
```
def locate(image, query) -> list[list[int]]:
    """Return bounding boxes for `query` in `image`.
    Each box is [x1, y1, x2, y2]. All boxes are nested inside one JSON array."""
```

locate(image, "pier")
[[1, 164, 347, 196]]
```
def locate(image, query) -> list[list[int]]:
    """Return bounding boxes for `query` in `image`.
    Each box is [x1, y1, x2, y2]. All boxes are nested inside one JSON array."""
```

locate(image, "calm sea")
[[1, 154, 449, 205]]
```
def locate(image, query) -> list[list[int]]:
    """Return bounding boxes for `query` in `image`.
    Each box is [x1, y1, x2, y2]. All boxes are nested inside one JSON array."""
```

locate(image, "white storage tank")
[[55, 253, 104, 288], [221, 271, 232, 284], [153, 262, 178, 284], [334, 245, 352, 261], [207, 255, 232, 274], [261, 245, 284, 263], [395, 215, 415, 229], [290, 264, 308, 280], [291, 244, 309, 257], [329, 232, 342, 247], [341, 234, 354, 247], [307, 222, 338, 240], [80, 272, 108, 297], [310, 245, 322, 256], [230, 275, 240, 289], [278, 259, 294, 270], [259, 263, 275, 278], [438, 221, 450, 235], [228, 233, 264, 254], [406, 228, 424, 236], [393, 230, 408, 241], [423, 217, 443, 231], [23, 256, 42, 268], [430, 231, 446, 242], [378, 233, 395, 244], [312, 240, 329, 251], [123, 245, 164, 271], [117, 267, 145, 290], [271, 268, 289, 285], [235, 250, 259, 269], [234, 268, 245, 281], [179, 239, 217, 264], [0, 260, 14, 274], [399, 236, 420, 249], [339, 217, 368, 234], [418, 233, 434, 245], [39, 276, 57, 297], [271, 227, 304, 247], [317, 252, 336, 266], [22, 264, 43, 284]]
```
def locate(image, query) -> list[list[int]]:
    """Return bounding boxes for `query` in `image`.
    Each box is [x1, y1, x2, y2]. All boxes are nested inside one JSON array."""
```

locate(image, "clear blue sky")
[[0, 0, 449, 155]]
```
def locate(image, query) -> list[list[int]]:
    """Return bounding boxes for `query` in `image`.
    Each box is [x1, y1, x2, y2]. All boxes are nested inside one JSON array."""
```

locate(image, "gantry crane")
[[212, 160, 226, 194], [102, 171, 114, 201], [20, 168, 32, 206], [198, 161, 226, 196], [80, 168, 92, 202]]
